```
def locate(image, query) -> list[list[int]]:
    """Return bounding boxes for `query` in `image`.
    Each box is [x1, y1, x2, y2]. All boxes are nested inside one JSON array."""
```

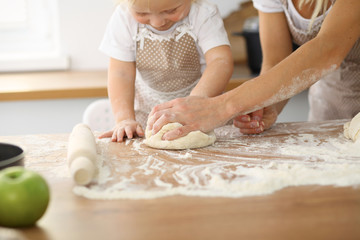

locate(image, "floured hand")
[[147, 96, 231, 141], [233, 106, 278, 134], [99, 119, 144, 142]]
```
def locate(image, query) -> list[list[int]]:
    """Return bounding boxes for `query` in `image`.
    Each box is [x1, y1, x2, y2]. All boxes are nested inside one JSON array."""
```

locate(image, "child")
[[98, 0, 233, 142]]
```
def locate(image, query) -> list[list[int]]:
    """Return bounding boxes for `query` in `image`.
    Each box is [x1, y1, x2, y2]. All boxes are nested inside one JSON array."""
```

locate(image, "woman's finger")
[[148, 98, 177, 118], [147, 111, 167, 131], [162, 125, 194, 141], [151, 113, 175, 135]]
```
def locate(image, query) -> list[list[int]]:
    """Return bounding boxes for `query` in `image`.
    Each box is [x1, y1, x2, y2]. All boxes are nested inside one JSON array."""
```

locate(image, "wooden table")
[[0, 120, 360, 240], [0, 71, 108, 101], [0, 65, 252, 101]]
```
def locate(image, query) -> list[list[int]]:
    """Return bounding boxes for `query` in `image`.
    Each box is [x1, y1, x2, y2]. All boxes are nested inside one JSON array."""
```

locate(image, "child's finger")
[[238, 126, 264, 134], [99, 130, 114, 139], [111, 131, 118, 142], [233, 119, 260, 129], [234, 115, 251, 122], [136, 125, 144, 137], [115, 129, 125, 142], [125, 126, 134, 139], [251, 109, 264, 121]]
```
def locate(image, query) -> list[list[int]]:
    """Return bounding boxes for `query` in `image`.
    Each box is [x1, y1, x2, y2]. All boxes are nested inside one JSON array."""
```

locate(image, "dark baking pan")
[[0, 143, 25, 170]]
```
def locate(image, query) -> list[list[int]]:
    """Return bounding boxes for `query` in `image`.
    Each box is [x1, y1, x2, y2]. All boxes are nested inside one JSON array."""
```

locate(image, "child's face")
[[129, 0, 192, 31]]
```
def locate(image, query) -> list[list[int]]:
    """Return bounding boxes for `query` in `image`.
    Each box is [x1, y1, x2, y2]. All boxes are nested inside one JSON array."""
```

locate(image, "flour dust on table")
[[71, 120, 360, 200], [144, 122, 216, 150]]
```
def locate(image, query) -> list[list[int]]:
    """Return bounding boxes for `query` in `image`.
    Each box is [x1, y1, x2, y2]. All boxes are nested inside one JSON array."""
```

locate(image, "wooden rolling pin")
[[67, 123, 97, 185]]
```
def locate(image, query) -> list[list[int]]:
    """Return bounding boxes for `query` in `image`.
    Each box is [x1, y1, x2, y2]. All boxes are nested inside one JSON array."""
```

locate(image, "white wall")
[[0, 98, 101, 136], [58, 0, 114, 70]]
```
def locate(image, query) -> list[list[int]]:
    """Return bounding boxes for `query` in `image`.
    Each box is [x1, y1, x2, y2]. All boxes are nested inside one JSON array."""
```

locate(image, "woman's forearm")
[[222, 36, 344, 120], [224, 0, 360, 120]]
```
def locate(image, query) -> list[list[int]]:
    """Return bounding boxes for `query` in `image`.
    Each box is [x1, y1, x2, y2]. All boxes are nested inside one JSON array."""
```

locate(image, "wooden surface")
[[0, 65, 252, 101], [0, 71, 108, 101], [0, 120, 360, 240]]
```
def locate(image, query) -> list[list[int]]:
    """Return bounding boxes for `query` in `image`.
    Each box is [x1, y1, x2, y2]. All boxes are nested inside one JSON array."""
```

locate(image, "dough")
[[144, 122, 216, 150], [344, 112, 360, 142]]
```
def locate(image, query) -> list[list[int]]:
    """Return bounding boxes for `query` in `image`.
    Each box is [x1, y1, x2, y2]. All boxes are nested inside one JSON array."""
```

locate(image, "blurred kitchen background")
[[0, 0, 309, 136]]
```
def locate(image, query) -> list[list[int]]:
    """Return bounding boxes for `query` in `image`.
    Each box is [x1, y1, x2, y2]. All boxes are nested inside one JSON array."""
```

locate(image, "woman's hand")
[[99, 119, 144, 142], [233, 105, 278, 134], [147, 96, 230, 141]]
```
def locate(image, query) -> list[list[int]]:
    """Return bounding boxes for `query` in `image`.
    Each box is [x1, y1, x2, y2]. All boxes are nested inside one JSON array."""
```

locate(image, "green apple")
[[0, 166, 50, 228]]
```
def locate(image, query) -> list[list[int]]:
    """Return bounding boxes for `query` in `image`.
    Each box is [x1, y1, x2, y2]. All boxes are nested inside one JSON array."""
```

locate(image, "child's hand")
[[233, 106, 278, 134], [99, 119, 144, 142]]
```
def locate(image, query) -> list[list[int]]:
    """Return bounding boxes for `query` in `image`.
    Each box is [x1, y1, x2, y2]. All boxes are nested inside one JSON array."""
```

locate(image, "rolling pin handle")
[[67, 123, 97, 185], [70, 156, 96, 185]]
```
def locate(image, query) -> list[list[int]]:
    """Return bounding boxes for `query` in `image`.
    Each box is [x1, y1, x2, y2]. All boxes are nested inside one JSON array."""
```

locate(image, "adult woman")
[[147, 0, 360, 139]]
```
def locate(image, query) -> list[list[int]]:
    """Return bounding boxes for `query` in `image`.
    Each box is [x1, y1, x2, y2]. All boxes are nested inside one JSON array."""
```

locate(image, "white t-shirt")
[[253, 0, 332, 30], [99, 0, 230, 73]]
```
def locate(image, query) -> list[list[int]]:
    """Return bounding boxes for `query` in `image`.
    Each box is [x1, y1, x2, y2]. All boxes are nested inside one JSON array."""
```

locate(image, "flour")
[[72, 120, 360, 200], [178, 152, 193, 159], [17, 135, 71, 180]]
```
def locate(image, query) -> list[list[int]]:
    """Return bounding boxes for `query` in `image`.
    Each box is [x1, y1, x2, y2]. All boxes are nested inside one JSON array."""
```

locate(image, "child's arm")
[[99, 58, 144, 142], [190, 45, 233, 97]]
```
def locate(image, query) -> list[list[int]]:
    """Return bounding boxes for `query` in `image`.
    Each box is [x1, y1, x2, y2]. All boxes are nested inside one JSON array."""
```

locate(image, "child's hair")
[[115, 0, 196, 6], [298, 0, 331, 30]]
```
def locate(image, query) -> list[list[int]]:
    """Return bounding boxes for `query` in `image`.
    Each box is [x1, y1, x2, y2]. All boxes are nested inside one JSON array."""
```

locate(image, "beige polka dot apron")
[[280, 0, 360, 121], [134, 23, 201, 127]]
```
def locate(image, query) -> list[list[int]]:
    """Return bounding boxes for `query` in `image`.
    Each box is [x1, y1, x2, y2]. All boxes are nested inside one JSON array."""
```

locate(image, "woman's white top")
[[253, 0, 331, 30]]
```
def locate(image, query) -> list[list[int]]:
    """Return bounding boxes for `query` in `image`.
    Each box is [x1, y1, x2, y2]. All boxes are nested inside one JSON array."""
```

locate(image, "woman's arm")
[[234, 11, 293, 134], [99, 58, 144, 141], [226, 0, 360, 119], [148, 0, 360, 140], [190, 45, 233, 97]]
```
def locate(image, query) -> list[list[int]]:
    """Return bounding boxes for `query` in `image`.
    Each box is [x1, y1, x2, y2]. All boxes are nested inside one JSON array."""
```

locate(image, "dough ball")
[[144, 122, 216, 150], [344, 112, 360, 142]]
